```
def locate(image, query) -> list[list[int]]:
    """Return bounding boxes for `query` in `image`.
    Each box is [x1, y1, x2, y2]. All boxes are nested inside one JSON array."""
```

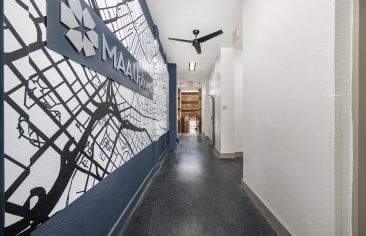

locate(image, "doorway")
[[178, 89, 202, 134], [189, 117, 199, 134]]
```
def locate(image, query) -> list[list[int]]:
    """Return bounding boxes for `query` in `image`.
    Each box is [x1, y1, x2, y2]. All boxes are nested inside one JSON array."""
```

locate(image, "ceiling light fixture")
[[189, 62, 196, 71]]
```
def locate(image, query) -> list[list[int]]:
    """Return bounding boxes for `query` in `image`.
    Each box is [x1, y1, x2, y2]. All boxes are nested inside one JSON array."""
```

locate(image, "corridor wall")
[[241, 0, 354, 235], [207, 57, 221, 151], [201, 80, 209, 138], [234, 50, 243, 154], [204, 48, 241, 157], [220, 48, 236, 155], [2, 0, 170, 235]]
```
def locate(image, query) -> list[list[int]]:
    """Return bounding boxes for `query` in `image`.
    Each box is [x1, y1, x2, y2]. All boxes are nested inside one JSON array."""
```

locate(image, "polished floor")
[[121, 134, 277, 236]]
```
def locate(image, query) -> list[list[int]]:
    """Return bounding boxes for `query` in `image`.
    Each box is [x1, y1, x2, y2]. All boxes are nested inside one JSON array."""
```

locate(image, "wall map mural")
[[3, 0, 169, 234]]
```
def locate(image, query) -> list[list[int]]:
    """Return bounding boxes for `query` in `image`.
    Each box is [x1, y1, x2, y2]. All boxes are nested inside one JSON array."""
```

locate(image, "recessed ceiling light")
[[189, 62, 196, 71]]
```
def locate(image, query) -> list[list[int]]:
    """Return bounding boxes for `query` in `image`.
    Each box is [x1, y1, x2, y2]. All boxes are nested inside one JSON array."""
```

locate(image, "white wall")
[[241, 0, 353, 235], [220, 48, 236, 154], [206, 59, 221, 149], [234, 50, 244, 153], [201, 81, 207, 136], [203, 49, 239, 154], [213, 59, 222, 151], [201, 80, 211, 139]]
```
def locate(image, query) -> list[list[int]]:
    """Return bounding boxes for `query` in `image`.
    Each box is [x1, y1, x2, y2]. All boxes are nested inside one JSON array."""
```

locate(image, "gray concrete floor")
[[121, 134, 277, 236]]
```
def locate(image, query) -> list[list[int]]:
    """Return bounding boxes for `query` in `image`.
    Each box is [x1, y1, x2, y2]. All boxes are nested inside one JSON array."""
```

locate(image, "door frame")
[[210, 95, 215, 146], [352, 0, 365, 235]]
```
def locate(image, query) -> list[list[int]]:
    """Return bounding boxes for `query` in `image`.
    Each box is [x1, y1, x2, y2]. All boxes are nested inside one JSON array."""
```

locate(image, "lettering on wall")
[[3, 0, 168, 234], [47, 0, 154, 99]]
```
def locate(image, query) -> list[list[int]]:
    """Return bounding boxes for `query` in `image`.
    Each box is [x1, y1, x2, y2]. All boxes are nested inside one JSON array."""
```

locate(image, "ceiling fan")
[[168, 29, 223, 54]]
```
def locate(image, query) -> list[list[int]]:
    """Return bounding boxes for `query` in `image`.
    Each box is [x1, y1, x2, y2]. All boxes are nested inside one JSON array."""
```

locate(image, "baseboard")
[[219, 153, 237, 159], [213, 146, 220, 156], [213, 149, 237, 160], [206, 138, 213, 145], [235, 152, 243, 158], [240, 180, 292, 236], [205, 138, 237, 160]]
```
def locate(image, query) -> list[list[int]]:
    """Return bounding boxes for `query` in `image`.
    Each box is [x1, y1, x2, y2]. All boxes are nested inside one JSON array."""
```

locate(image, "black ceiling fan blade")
[[168, 38, 193, 43], [193, 43, 202, 54], [198, 30, 223, 43]]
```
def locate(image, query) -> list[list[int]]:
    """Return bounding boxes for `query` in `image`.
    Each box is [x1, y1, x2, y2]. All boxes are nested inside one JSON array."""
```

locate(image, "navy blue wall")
[[168, 64, 177, 150]]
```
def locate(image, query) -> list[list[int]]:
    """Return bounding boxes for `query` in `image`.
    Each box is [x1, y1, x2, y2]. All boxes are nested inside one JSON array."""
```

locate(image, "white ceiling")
[[146, 0, 243, 86]]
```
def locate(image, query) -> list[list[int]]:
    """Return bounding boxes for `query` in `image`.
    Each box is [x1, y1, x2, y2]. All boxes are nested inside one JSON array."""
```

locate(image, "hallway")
[[1, 0, 362, 235], [122, 135, 277, 236]]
